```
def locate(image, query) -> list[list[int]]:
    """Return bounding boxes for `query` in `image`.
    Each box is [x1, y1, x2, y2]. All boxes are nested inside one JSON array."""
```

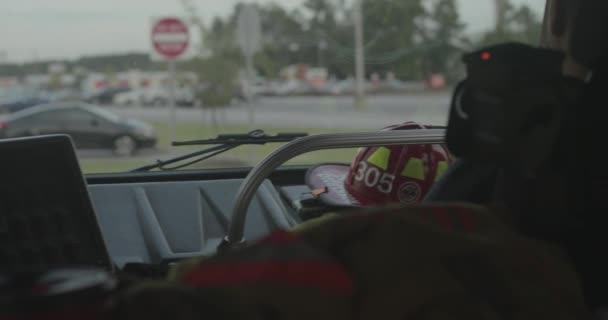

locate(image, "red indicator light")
[[481, 52, 491, 60]]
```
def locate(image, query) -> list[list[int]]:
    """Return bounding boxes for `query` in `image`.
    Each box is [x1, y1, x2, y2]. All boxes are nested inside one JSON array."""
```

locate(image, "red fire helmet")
[[306, 122, 452, 207]]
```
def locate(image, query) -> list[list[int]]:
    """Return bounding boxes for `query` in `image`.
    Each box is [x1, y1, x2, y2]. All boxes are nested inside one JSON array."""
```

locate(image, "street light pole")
[[354, 0, 366, 109]]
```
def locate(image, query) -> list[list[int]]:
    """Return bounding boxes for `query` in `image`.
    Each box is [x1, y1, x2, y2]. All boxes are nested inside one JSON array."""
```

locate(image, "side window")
[[62, 109, 97, 123], [18, 110, 63, 124], [8, 110, 63, 134], [14, 109, 98, 127]]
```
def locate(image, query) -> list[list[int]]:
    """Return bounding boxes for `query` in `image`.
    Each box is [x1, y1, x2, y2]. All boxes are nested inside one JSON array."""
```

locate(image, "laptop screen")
[[0, 135, 112, 273]]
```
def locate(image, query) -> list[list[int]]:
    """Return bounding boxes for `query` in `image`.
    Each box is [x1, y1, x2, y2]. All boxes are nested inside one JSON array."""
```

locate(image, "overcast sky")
[[0, 0, 545, 63]]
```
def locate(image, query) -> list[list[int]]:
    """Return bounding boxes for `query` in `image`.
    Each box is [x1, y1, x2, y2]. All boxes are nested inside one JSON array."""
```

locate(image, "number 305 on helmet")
[[306, 122, 452, 207]]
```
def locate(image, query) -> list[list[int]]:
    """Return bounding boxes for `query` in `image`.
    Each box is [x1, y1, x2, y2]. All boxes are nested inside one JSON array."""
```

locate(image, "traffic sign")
[[151, 17, 190, 148], [152, 17, 190, 60]]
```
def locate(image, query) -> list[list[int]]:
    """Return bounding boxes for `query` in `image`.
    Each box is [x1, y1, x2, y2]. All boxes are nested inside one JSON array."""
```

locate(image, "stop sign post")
[[152, 17, 190, 147]]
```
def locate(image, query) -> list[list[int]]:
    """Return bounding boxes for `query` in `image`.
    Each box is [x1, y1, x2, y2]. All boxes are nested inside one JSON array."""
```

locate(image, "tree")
[[257, 0, 465, 81], [256, 4, 307, 72], [204, 17, 239, 57], [359, 0, 428, 80], [303, 0, 355, 77], [510, 5, 542, 43], [77, 53, 161, 72], [187, 5, 244, 109], [478, 1, 542, 47], [187, 55, 239, 108], [420, 0, 469, 81], [48, 73, 63, 90], [0, 64, 23, 77]]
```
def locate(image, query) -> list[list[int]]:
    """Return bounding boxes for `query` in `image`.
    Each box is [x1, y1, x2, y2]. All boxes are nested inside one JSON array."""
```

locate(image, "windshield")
[[0, 0, 546, 174]]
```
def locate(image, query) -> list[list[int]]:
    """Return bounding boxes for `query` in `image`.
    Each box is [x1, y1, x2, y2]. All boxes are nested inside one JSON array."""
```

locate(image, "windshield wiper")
[[130, 130, 308, 172], [173, 130, 308, 146]]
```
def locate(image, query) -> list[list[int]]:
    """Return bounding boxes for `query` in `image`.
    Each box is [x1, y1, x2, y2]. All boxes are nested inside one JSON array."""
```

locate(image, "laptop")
[[0, 135, 113, 273]]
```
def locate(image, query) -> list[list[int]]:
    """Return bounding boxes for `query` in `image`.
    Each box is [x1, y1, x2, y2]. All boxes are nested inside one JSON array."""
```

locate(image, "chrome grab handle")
[[226, 129, 446, 245]]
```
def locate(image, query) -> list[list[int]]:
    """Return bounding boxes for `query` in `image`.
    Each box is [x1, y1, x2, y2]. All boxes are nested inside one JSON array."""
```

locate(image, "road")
[[108, 93, 452, 130]]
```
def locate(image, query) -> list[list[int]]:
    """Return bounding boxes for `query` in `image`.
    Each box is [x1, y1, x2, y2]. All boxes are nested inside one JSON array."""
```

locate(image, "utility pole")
[[353, 0, 366, 110]]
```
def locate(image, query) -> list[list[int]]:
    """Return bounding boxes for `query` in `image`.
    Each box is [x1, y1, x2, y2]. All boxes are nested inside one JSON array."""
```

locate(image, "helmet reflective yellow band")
[[435, 161, 449, 181], [366, 147, 391, 170], [401, 158, 425, 180]]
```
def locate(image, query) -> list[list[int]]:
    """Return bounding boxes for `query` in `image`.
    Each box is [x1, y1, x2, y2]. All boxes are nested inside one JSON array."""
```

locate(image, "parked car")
[[382, 80, 426, 92], [114, 87, 195, 107], [85, 88, 131, 105], [147, 87, 195, 107], [40, 88, 83, 102], [326, 79, 375, 95], [271, 80, 315, 96], [113, 89, 145, 106], [0, 102, 157, 156], [0, 97, 50, 114]]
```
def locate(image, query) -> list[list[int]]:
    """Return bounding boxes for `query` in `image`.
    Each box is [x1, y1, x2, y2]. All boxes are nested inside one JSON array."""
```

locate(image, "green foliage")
[[478, 2, 542, 47], [238, 0, 468, 81], [205, 17, 239, 57], [0, 64, 23, 77], [257, 4, 310, 68], [187, 55, 240, 108], [421, 0, 468, 81], [0, 61, 54, 77], [0, 53, 164, 77], [48, 73, 63, 90], [76, 53, 163, 72], [361, 0, 427, 77]]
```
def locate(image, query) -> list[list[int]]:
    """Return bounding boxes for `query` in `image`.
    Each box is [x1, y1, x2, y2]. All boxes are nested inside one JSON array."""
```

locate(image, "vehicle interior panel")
[[85, 167, 309, 186], [88, 178, 302, 268]]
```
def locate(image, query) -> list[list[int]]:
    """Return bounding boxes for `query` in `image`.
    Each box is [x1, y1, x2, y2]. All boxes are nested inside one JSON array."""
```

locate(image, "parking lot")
[[108, 93, 452, 130]]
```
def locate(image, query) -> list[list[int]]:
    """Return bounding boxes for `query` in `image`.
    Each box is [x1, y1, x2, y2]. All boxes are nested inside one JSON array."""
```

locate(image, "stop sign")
[[152, 18, 190, 59]]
